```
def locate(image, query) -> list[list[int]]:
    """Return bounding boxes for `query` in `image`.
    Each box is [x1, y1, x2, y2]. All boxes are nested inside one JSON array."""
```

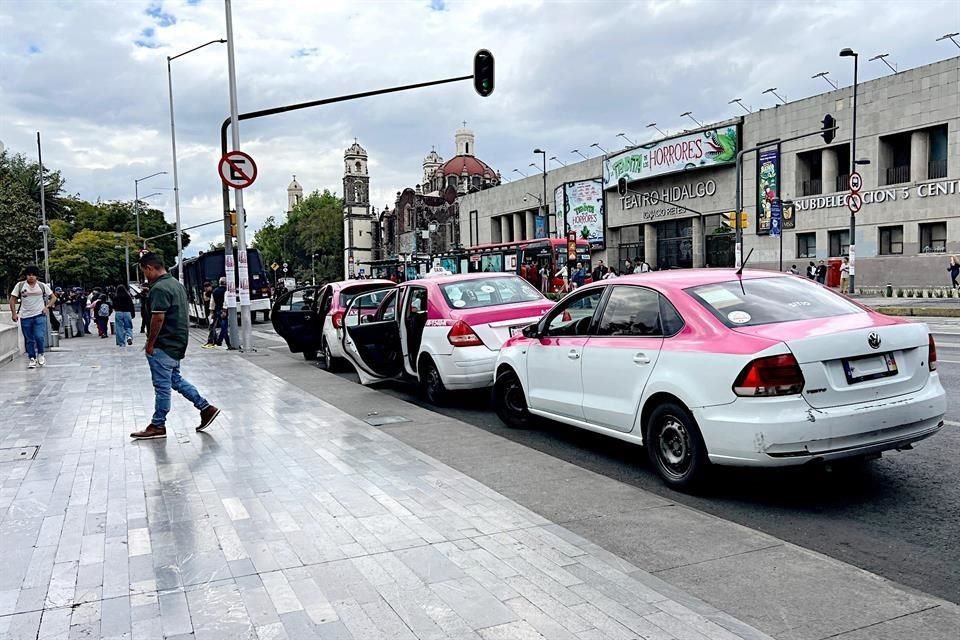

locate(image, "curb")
[[877, 306, 960, 317]]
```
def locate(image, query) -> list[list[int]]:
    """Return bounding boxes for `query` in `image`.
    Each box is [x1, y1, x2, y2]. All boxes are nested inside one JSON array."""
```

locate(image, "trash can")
[[109, 321, 115, 335], [827, 258, 842, 288]]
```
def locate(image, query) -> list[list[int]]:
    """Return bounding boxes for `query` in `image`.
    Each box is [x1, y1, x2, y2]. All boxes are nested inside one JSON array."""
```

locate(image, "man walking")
[[9, 266, 57, 369], [131, 253, 220, 440], [204, 277, 229, 349]]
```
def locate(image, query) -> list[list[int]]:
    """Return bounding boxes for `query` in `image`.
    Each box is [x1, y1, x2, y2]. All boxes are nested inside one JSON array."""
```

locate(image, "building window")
[[469, 210, 478, 246], [465, 142, 470, 154], [919, 222, 947, 253], [929, 125, 948, 179], [879, 226, 903, 255], [880, 131, 911, 185], [796, 150, 823, 196], [355, 161, 362, 174], [828, 230, 849, 257], [797, 233, 816, 258]]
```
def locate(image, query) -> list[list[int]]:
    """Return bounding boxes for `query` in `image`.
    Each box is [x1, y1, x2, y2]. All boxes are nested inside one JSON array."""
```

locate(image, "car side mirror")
[[522, 323, 540, 339]]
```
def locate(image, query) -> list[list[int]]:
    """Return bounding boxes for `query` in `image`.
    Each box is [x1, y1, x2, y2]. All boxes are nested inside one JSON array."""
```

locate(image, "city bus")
[[174, 248, 272, 324], [464, 238, 593, 293]]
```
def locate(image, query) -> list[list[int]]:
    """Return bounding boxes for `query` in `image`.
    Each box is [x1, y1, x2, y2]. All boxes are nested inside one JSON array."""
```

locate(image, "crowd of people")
[[45, 283, 148, 345]]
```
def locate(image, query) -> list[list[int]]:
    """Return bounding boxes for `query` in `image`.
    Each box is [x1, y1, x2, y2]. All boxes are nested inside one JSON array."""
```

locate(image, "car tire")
[[493, 369, 530, 429], [419, 357, 446, 405], [645, 401, 708, 491], [319, 339, 337, 372], [303, 350, 318, 361]]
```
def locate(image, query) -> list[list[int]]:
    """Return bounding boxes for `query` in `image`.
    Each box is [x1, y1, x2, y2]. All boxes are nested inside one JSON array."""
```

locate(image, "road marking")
[[933, 341, 960, 348], [945, 420, 960, 428], [937, 359, 960, 364]]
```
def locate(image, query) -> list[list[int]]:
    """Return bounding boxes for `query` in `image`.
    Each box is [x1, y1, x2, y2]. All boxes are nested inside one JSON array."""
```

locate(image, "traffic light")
[[720, 212, 735, 231], [617, 176, 628, 197], [473, 49, 495, 97], [228, 210, 238, 238], [821, 114, 836, 144]]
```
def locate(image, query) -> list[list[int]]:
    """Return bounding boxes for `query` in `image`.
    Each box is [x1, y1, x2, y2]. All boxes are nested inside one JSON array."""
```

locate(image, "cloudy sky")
[[1, 0, 957, 254]]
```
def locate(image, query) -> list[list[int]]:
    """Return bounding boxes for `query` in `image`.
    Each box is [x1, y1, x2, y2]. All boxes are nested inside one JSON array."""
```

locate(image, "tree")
[[0, 172, 39, 295], [49, 230, 140, 287]]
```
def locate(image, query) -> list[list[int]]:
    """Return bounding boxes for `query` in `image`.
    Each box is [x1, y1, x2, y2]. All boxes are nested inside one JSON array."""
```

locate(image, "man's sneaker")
[[28, 358, 37, 369], [197, 405, 221, 432], [130, 424, 167, 440], [202, 343, 216, 350], [37, 354, 45, 366], [127, 337, 133, 346]]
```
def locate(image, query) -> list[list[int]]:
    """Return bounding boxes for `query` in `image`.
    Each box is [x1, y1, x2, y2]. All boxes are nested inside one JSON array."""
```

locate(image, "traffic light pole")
[[734, 125, 838, 268]]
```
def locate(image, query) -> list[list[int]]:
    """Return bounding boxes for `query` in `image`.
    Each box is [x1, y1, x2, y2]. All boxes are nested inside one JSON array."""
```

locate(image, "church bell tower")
[[343, 140, 374, 278]]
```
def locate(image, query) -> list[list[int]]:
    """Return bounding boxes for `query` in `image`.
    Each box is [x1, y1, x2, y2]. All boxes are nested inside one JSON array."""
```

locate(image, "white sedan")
[[493, 269, 946, 489]]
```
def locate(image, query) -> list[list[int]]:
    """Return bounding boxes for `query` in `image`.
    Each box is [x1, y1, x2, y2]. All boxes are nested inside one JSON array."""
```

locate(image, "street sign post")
[[218, 150, 258, 189]]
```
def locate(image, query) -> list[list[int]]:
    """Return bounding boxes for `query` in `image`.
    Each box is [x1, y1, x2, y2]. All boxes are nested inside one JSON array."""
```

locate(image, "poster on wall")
[[534, 215, 545, 239], [563, 178, 605, 249], [756, 146, 780, 235], [602, 125, 739, 189]]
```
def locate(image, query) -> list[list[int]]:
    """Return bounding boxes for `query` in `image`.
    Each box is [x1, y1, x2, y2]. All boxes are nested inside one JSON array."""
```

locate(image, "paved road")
[[260, 323, 960, 604]]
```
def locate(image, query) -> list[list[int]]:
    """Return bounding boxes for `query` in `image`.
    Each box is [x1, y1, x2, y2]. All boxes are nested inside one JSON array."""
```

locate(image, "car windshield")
[[440, 276, 543, 309], [686, 276, 864, 328]]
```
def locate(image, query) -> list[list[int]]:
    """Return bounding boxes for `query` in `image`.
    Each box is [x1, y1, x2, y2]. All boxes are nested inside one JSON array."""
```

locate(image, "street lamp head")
[[646, 123, 656, 128], [533, 148, 544, 154], [762, 88, 777, 94], [680, 111, 692, 117], [839, 47, 857, 57]]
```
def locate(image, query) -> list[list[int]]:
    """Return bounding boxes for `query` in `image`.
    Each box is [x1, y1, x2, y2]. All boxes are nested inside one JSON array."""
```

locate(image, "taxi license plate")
[[843, 352, 897, 384]]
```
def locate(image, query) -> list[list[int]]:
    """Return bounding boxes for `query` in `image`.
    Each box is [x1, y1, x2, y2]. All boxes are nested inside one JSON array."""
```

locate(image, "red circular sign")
[[218, 151, 258, 189]]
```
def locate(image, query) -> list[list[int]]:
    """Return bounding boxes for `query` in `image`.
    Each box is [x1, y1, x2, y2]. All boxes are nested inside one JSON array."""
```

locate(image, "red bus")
[[464, 238, 593, 293]]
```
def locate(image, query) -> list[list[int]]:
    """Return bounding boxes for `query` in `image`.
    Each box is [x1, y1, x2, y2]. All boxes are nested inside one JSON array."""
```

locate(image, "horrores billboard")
[[558, 179, 605, 249], [602, 125, 739, 189]]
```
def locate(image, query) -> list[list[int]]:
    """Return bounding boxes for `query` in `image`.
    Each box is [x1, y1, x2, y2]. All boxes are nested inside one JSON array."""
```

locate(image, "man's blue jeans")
[[146, 348, 209, 427], [20, 314, 47, 359]]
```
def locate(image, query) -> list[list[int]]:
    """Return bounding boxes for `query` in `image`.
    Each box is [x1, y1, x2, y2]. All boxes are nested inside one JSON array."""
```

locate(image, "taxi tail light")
[[929, 334, 937, 371], [733, 354, 805, 397], [332, 310, 344, 329], [448, 320, 484, 347]]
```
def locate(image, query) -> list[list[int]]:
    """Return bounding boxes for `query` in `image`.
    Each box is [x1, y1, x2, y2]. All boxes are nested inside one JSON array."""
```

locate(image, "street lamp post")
[[36, 133, 50, 287], [533, 148, 548, 238], [134, 172, 167, 238], [167, 39, 227, 284], [840, 47, 859, 294]]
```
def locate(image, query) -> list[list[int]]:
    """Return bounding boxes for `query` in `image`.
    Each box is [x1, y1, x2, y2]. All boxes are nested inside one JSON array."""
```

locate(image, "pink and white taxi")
[[493, 269, 946, 489], [272, 279, 394, 368], [340, 272, 554, 403]]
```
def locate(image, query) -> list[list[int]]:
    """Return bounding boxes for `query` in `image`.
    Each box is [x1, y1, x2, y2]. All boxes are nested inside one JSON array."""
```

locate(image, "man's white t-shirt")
[[12, 281, 51, 318]]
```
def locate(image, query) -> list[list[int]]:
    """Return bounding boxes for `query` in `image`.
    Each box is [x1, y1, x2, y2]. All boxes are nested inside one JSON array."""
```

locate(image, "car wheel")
[[419, 358, 446, 405], [319, 339, 337, 372], [646, 401, 707, 490], [494, 369, 530, 428], [303, 350, 318, 361]]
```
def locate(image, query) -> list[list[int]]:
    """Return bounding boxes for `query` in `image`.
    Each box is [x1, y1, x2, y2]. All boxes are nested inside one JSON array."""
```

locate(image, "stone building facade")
[[457, 55, 960, 286], [342, 141, 375, 278]]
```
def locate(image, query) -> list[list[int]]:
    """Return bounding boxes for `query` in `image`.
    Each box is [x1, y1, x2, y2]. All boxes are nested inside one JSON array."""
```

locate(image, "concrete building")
[[456, 55, 959, 286]]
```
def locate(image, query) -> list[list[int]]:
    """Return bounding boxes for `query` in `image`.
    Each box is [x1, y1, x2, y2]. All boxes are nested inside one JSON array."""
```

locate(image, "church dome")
[[345, 140, 367, 157], [287, 176, 302, 191], [440, 155, 497, 178], [423, 149, 443, 165]]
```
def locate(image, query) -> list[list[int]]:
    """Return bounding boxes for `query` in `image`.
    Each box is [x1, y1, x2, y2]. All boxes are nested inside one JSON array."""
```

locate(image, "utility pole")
[[224, 0, 253, 351]]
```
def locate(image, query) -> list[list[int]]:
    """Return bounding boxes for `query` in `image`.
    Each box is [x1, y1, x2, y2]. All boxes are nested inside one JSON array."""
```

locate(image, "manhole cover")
[[0, 446, 39, 463], [364, 416, 410, 426]]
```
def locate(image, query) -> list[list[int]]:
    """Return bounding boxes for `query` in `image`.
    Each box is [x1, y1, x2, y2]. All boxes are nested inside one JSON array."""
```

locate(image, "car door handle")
[[567, 350, 580, 360], [633, 353, 651, 365]]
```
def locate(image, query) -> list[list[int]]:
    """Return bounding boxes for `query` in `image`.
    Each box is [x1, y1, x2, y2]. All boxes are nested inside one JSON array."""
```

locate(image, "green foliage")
[[0, 170, 38, 295], [49, 230, 140, 287], [252, 190, 344, 283]]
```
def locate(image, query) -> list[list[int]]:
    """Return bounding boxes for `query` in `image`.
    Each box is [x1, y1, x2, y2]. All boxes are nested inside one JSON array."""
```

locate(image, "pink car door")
[[525, 288, 605, 420]]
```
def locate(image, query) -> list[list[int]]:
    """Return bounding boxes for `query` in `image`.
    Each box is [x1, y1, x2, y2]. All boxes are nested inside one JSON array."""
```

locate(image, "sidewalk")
[[0, 336, 773, 640]]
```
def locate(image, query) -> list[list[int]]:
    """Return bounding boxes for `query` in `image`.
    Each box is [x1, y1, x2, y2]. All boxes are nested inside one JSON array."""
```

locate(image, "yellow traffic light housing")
[[228, 210, 238, 238]]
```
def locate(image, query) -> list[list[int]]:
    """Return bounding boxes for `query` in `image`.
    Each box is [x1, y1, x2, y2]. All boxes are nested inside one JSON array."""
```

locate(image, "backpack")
[[97, 303, 111, 317]]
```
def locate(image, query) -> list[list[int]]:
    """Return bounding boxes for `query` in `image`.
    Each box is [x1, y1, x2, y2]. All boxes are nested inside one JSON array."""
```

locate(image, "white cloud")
[[1, 0, 956, 254]]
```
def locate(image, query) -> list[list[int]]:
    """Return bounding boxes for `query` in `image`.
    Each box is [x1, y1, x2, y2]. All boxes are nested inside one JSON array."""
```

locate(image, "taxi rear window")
[[441, 277, 543, 309], [685, 277, 862, 327]]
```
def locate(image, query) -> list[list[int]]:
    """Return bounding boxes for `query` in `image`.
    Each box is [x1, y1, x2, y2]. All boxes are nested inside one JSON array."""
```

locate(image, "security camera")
[[522, 196, 528, 202], [38, 224, 51, 233]]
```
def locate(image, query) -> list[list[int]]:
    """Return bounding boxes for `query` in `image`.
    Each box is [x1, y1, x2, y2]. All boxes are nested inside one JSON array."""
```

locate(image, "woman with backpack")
[[93, 294, 112, 338], [111, 285, 136, 347]]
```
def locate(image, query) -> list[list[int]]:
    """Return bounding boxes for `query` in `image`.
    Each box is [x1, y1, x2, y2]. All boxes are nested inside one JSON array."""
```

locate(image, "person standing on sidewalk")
[[111, 284, 136, 347], [8, 266, 57, 369], [131, 253, 220, 440], [839, 257, 850, 293], [816, 260, 827, 285], [948, 255, 959, 289], [203, 278, 227, 348]]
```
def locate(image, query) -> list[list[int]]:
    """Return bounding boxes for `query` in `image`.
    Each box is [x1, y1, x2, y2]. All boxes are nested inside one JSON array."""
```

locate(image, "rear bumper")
[[434, 348, 497, 390], [694, 374, 947, 467]]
